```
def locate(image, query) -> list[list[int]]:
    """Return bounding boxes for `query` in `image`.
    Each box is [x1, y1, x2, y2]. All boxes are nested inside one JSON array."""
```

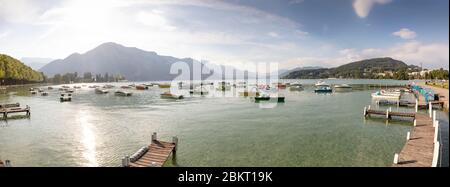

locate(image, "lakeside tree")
[[0, 54, 44, 85], [45, 72, 125, 84]]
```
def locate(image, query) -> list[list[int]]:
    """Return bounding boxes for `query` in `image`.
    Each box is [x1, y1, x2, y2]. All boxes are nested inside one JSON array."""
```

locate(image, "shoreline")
[[418, 82, 449, 111]]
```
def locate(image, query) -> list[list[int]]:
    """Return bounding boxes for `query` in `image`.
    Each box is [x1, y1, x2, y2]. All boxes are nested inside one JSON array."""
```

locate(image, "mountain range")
[[20, 57, 54, 71]]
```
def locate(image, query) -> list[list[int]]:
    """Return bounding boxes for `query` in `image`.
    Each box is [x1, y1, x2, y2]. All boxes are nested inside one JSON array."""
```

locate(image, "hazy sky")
[[0, 0, 448, 69]]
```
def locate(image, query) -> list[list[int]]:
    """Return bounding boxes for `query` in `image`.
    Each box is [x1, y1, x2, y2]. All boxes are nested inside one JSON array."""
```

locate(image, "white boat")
[[315, 80, 330, 87], [115, 91, 132, 97], [95, 88, 109, 94], [371, 90, 400, 100], [289, 83, 303, 91]]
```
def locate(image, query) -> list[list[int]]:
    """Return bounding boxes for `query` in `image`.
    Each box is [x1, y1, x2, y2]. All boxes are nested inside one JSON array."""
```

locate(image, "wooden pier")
[[393, 113, 439, 167], [364, 107, 416, 119], [0, 103, 30, 120], [123, 132, 178, 167]]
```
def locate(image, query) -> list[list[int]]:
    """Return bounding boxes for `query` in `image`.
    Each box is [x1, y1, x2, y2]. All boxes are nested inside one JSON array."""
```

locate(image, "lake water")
[[0, 79, 448, 167]]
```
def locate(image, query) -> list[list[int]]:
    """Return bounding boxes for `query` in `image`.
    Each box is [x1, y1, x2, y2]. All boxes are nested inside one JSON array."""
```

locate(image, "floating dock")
[[122, 132, 178, 167], [393, 113, 440, 167], [0, 103, 30, 120]]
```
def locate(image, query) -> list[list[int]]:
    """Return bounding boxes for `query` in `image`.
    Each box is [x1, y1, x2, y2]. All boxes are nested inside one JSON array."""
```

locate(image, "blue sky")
[[0, 0, 448, 69]]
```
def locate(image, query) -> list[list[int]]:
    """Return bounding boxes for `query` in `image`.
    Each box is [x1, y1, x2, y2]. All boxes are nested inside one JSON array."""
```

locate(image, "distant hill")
[[283, 57, 418, 79], [40, 42, 198, 81], [279, 66, 323, 78], [0, 54, 44, 85], [21, 57, 54, 71]]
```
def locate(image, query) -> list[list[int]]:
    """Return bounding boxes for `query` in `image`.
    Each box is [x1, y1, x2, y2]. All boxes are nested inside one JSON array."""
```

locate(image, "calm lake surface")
[[0, 79, 448, 167]]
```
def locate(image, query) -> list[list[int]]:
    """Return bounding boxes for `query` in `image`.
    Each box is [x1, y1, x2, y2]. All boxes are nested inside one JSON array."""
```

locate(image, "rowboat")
[[334, 84, 352, 91], [136, 85, 148, 90]]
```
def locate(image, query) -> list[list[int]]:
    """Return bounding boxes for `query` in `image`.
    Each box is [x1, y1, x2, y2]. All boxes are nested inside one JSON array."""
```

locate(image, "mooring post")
[[432, 110, 436, 127], [5, 160, 11, 167], [429, 102, 432, 117], [151, 132, 157, 142], [389, 107, 392, 112], [393, 153, 399, 164], [432, 141, 440, 167], [363, 106, 367, 116], [415, 99, 418, 113], [368, 105, 371, 110], [406, 131, 410, 141], [386, 109, 389, 119], [413, 119, 417, 127], [434, 122, 439, 143]]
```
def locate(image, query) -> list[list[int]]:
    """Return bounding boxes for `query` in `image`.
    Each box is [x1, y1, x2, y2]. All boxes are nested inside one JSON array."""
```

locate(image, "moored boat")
[[371, 90, 400, 100], [41, 92, 49, 96], [315, 80, 330, 87], [314, 86, 333, 93], [95, 88, 109, 94], [158, 83, 171, 88], [160, 92, 184, 99], [136, 85, 148, 90], [115, 91, 132, 97], [289, 83, 303, 91], [239, 91, 260, 97]]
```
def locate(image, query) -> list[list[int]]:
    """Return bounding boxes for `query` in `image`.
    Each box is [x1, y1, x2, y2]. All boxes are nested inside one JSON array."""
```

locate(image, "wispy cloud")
[[392, 28, 417, 40]]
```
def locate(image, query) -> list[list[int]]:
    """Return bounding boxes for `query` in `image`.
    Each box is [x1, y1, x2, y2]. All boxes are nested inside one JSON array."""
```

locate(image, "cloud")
[[289, 0, 305, 4], [392, 28, 417, 39], [353, 0, 392, 18], [284, 41, 448, 69], [268, 32, 280, 38]]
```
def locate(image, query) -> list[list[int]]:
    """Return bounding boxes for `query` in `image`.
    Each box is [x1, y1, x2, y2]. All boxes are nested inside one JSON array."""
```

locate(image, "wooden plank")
[[129, 140, 176, 167]]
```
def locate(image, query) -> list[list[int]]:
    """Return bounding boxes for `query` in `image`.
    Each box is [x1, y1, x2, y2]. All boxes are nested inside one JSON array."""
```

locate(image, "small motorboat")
[[289, 83, 303, 91], [120, 85, 132, 89], [30, 90, 37, 95], [276, 83, 287, 89], [60, 93, 72, 102], [48, 86, 54, 90], [314, 86, 333, 93], [65, 88, 75, 93], [136, 85, 148, 90], [160, 92, 184, 99], [41, 92, 49, 96], [115, 91, 132, 97], [37, 88, 44, 92], [62, 85, 70, 89], [315, 80, 330, 87], [371, 90, 400, 100], [88, 85, 99, 88], [103, 84, 115, 89], [73, 86, 81, 89], [254, 93, 285, 102], [95, 88, 109, 94]]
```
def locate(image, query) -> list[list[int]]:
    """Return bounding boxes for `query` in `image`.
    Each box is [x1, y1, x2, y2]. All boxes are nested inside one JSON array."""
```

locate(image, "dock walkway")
[[123, 132, 178, 167], [393, 113, 438, 167]]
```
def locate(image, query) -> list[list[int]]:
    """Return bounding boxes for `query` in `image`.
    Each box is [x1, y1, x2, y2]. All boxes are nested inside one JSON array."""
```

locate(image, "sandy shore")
[[418, 82, 449, 111]]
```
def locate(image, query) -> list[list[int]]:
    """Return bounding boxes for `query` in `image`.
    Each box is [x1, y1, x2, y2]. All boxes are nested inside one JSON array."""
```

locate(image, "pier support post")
[[363, 107, 367, 116], [122, 156, 130, 167], [415, 99, 418, 113], [393, 153, 399, 164], [434, 122, 439, 143], [151, 132, 157, 142], [172, 136, 178, 162], [389, 107, 392, 112], [368, 105, 371, 110], [5, 160, 11, 167], [413, 119, 416, 127], [432, 142, 440, 167], [406, 132, 410, 141], [386, 109, 389, 119], [429, 102, 432, 117]]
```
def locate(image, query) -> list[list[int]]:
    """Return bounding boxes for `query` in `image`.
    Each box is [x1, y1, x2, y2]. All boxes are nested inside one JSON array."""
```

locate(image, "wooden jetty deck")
[[364, 107, 416, 119], [393, 113, 439, 167], [123, 132, 178, 167], [0, 103, 30, 120]]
